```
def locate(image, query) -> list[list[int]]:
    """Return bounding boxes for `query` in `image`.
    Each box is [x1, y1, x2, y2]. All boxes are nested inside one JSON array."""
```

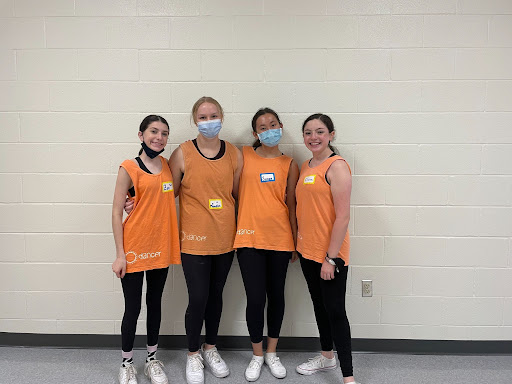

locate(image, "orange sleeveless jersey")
[[120, 156, 181, 273], [296, 155, 351, 265], [233, 146, 295, 252], [179, 140, 238, 255]]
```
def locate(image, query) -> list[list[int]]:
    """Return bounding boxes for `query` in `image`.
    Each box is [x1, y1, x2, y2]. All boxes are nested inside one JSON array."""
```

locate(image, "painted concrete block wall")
[[1, 0, 511, 341]]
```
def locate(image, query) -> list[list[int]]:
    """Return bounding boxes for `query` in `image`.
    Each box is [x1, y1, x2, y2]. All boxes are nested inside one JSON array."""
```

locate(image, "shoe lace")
[[205, 349, 221, 364], [248, 358, 262, 370], [306, 355, 324, 368], [146, 360, 164, 376], [267, 355, 281, 366], [125, 364, 137, 380], [189, 355, 204, 371]]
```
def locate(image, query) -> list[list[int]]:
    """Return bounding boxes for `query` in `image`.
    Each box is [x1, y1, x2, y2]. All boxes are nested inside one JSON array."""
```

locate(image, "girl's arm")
[[112, 167, 133, 278], [169, 146, 185, 198], [285, 159, 300, 262], [320, 160, 352, 280], [232, 147, 244, 200]]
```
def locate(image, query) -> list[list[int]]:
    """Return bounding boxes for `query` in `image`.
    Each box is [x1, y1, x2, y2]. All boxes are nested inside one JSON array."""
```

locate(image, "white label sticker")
[[260, 173, 275, 182], [303, 175, 316, 184], [209, 199, 223, 209], [162, 181, 173, 193]]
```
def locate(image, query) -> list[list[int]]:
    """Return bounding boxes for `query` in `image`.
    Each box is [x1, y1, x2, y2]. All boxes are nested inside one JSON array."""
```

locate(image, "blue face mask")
[[197, 119, 222, 138], [258, 128, 282, 147]]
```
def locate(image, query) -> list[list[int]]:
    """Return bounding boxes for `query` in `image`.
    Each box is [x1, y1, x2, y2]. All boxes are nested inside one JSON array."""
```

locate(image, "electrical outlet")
[[362, 280, 372, 297]]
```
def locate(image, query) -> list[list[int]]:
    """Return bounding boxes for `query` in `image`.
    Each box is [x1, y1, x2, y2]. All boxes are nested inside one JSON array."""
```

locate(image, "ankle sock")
[[146, 344, 158, 363], [122, 357, 133, 367], [146, 351, 156, 363]]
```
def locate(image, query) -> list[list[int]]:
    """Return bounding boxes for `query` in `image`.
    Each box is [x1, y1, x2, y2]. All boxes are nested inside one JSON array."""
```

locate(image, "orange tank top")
[[121, 156, 181, 273], [296, 155, 351, 265], [179, 140, 238, 255], [234, 146, 295, 252]]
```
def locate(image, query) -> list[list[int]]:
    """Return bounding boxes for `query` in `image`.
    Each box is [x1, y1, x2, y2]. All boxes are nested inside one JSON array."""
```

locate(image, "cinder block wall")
[[1, 0, 511, 341]]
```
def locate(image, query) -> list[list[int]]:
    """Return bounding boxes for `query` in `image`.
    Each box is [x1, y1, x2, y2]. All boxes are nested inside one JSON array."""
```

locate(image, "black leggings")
[[181, 251, 234, 352], [121, 267, 169, 352], [237, 248, 291, 344], [299, 254, 353, 378]]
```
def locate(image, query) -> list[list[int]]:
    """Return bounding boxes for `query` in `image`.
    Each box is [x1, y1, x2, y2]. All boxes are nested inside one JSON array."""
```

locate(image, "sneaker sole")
[[145, 371, 168, 384], [210, 370, 229, 378], [296, 364, 337, 375], [204, 361, 229, 378], [269, 371, 286, 379], [186, 376, 204, 384], [146, 376, 168, 384], [245, 374, 260, 382]]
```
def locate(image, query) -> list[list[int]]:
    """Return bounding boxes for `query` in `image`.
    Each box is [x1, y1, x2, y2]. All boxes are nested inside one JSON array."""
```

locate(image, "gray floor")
[[0, 347, 511, 384]]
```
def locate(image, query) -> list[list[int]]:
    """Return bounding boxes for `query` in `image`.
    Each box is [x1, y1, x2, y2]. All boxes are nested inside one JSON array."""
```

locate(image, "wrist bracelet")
[[325, 253, 339, 273]]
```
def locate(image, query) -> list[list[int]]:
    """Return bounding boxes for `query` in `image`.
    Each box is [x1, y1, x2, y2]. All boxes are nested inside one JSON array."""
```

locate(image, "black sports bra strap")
[[135, 157, 153, 174]]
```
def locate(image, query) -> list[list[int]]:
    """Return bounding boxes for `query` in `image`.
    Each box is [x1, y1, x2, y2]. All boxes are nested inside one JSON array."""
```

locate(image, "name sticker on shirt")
[[162, 181, 173, 193], [303, 175, 316, 184], [209, 199, 223, 209], [260, 173, 276, 183]]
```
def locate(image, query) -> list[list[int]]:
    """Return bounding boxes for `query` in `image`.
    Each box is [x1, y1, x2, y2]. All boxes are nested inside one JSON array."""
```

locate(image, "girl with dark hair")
[[295, 114, 360, 384], [234, 107, 299, 382], [112, 115, 181, 384]]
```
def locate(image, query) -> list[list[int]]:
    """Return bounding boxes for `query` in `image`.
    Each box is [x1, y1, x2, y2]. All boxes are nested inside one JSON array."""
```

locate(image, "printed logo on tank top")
[[209, 199, 223, 209], [181, 231, 207, 242], [260, 173, 275, 182], [162, 181, 173, 193], [236, 228, 255, 235], [303, 175, 316, 184], [125, 250, 162, 264]]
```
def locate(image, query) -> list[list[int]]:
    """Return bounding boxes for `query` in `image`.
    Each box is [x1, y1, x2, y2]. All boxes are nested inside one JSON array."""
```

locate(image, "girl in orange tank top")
[[168, 97, 243, 383], [112, 115, 180, 384], [295, 114, 360, 384], [234, 108, 299, 381]]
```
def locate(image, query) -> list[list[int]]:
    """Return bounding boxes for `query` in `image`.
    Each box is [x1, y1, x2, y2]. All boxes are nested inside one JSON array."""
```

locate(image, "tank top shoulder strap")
[[180, 140, 194, 158], [326, 155, 351, 175], [224, 141, 238, 171]]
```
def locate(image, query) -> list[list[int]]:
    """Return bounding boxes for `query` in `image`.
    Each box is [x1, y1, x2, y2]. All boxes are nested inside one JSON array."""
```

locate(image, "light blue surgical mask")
[[197, 119, 222, 138], [258, 128, 282, 147]]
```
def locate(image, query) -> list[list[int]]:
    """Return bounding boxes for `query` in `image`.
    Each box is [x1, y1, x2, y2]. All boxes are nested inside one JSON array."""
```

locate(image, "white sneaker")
[[201, 345, 230, 378], [296, 354, 337, 375], [186, 353, 204, 384], [119, 364, 138, 384], [265, 352, 286, 379], [245, 355, 263, 382], [144, 360, 168, 384]]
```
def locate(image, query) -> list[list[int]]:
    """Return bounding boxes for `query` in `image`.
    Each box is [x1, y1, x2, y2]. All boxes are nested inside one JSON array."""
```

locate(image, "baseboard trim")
[[1, 333, 511, 354]]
